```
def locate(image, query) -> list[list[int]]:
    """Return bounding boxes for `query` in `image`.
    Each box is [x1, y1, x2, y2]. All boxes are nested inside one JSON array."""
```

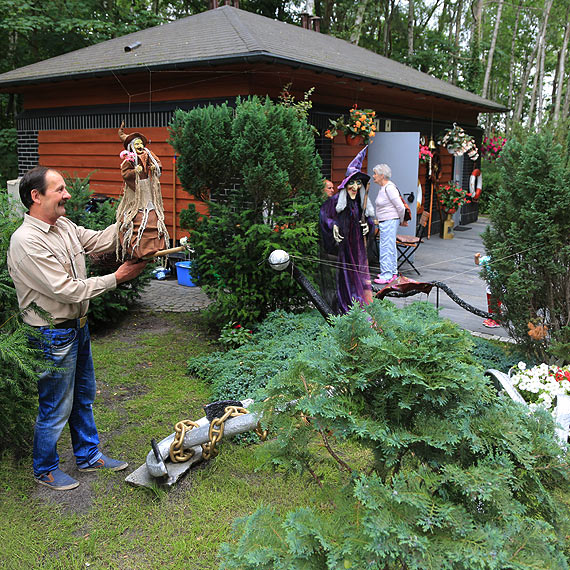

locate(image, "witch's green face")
[[347, 179, 362, 199], [132, 138, 145, 154]]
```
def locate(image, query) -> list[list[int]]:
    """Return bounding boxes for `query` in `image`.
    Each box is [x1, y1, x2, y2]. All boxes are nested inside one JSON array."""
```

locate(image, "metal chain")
[[170, 406, 268, 463], [203, 405, 248, 460], [169, 419, 201, 463]]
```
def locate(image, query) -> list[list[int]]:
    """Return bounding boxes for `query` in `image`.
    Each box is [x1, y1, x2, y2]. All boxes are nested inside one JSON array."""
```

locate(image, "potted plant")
[[438, 123, 479, 160], [437, 180, 470, 216], [325, 105, 377, 145], [419, 144, 433, 164]]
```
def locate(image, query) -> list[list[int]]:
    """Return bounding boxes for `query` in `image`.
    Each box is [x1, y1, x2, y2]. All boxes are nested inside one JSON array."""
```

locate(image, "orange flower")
[[355, 120, 361, 127]]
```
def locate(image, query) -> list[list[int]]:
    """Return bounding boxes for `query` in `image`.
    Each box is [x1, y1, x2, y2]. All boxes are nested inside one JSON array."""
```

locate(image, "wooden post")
[[172, 155, 177, 242]]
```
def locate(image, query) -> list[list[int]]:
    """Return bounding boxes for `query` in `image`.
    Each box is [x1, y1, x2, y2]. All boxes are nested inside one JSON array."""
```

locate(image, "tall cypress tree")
[[169, 96, 324, 326]]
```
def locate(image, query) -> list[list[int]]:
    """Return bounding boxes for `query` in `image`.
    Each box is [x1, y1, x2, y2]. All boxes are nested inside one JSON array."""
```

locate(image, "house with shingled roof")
[[0, 4, 506, 239]]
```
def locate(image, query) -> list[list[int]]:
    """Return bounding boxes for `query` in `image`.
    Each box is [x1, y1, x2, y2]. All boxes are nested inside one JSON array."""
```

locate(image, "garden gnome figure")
[[319, 146, 375, 314], [116, 122, 169, 260]]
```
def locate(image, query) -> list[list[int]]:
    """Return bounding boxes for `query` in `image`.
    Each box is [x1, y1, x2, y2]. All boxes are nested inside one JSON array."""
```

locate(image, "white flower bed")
[[509, 362, 570, 412]]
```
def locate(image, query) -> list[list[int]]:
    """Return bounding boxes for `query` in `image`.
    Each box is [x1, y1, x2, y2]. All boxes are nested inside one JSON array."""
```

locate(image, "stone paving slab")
[[135, 217, 511, 342], [135, 278, 211, 312]]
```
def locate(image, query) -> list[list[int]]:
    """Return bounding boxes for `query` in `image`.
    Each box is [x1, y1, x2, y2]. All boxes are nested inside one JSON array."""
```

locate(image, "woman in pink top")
[[373, 164, 405, 284]]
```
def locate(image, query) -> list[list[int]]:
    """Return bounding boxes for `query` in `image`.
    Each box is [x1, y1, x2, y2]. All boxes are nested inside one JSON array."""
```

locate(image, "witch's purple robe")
[[319, 192, 374, 314]]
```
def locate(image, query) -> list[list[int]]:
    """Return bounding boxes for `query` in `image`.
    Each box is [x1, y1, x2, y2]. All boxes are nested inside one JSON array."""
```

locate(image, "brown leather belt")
[[54, 316, 88, 329]]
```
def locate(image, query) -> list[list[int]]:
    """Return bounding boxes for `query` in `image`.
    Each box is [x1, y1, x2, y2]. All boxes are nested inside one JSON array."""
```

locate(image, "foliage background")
[[2, 1, 570, 184]]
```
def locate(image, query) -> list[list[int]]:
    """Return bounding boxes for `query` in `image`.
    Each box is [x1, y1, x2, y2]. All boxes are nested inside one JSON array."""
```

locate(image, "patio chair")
[[396, 210, 430, 275]]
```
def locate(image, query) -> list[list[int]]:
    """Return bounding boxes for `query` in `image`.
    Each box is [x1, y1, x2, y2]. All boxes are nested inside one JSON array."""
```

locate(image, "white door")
[[367, 132, 419, 239]]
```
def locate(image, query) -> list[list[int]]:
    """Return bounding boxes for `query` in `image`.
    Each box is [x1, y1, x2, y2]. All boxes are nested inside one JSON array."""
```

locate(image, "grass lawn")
[[0, 310, 327, 570]]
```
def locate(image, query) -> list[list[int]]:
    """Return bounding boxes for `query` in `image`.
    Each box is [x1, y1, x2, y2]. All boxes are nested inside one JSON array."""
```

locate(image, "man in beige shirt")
[[7, 166, 147, 490]]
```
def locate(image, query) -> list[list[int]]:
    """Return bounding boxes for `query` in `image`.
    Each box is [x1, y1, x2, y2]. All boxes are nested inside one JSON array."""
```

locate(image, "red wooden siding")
[[19, 64, 481, 126], [38, 128, 207, 241]]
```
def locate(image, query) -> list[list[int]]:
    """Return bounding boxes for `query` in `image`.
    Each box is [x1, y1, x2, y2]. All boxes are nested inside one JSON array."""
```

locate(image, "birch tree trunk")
[[507, 0, 523, 110], [527, 54, 540, 126], [563, 74, 570, 122], [466, 0, 485, 91], [482, 0, 504, 99], [529, 0, 553, 125], [513, 38, 539, 123], [383, 0, 395, 57], [350, 0, 369, 45], [408, 0, 414, 58], [472, 0, 485, 42], [438, 0, 450, 34], [452, 0, 463, 85], [553, 13, 570, 124]]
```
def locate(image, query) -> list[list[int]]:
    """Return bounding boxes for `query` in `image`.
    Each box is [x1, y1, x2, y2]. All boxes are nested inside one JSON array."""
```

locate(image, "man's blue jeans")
[[33, 324, 102, 477]]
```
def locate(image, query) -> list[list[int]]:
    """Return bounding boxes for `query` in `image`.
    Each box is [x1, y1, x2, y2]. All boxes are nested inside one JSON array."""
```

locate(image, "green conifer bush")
[[169, 96, 324, 326], [482, 131, 570, 361], [219, 301, 570, 569], [0, 193, 45, 451]]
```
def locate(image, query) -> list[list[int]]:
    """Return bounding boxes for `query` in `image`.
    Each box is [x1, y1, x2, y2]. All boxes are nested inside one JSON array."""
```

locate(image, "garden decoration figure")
[[319, 146, 375, 314], [125, 398, 264, 488], [475, 252, 501, 328], [116, 122, 170, 260]]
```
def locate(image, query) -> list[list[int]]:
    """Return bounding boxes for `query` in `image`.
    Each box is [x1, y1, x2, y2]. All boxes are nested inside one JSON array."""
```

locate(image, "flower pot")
[[345, 134, 364, 146], [446, 145, 463, 156], [442, 212, 455, 239]]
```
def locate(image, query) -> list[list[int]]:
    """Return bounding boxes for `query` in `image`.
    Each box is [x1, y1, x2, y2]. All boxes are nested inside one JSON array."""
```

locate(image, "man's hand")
[[360, 221, 369, 236], [115, 259, 148, 284], [333, 225, 344, 243]]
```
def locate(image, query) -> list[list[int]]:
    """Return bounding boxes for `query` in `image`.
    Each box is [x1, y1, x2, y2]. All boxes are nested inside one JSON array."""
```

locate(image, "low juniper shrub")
[[219, 300, 570, 569], [187, 310, 327, 402]]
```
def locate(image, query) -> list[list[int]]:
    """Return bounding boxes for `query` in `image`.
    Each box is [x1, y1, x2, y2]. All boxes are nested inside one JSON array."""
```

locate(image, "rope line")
[[291, 241, 545, 285]]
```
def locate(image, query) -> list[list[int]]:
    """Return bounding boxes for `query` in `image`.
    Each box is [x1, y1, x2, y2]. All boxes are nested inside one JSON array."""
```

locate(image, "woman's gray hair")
[[373, 164, 392, 179]]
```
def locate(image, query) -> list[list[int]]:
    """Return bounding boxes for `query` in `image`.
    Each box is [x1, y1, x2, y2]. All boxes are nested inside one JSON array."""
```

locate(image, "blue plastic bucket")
[[175, 261, 196, 287]]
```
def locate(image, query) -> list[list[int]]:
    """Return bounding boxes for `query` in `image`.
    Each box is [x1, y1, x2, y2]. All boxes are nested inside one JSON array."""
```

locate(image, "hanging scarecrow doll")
[[116, 123, 169, 260], [319, 146, 375, 314]]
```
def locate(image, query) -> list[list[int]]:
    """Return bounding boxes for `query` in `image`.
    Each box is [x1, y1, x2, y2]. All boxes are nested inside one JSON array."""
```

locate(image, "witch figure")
[[319, 146, 375, 314], [116, 122, 170, 260]]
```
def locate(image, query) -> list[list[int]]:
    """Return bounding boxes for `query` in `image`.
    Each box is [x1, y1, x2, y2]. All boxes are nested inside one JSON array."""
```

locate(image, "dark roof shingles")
[[0, 6, 505, 111]]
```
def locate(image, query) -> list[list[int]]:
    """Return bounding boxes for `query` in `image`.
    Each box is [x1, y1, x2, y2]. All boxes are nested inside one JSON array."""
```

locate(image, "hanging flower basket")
[[438, 123, 479, 161], [325, 105, 376, 145]]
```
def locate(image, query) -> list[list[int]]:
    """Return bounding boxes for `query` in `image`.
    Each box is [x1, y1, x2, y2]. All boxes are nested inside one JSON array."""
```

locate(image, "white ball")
[[268, 250, 290, 271]]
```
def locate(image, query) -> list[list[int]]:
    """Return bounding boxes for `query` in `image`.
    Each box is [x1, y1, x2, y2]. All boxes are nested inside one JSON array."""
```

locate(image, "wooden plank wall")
[[330, 135, 368, 189], [38, 128, 207, 241]]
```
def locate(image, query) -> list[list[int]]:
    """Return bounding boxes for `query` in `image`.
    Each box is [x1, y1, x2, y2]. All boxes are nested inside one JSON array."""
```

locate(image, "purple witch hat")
[[338, 145, 370, 190]]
